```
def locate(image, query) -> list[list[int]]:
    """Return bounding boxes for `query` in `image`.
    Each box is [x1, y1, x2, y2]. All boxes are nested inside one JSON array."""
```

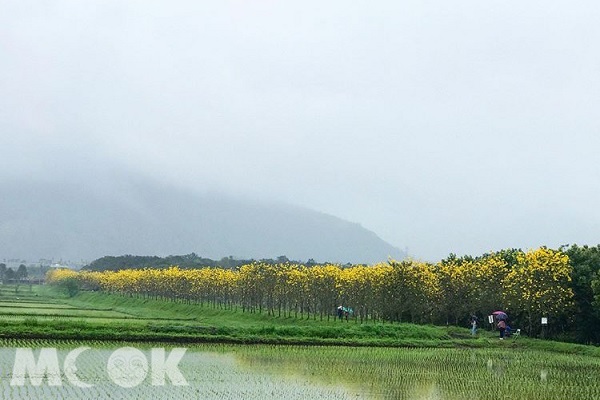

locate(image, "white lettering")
[[64, 347, 94, 388], [150, 348, 188, 386], [11, 348, 62, 386], [107, 347, 149, 388]]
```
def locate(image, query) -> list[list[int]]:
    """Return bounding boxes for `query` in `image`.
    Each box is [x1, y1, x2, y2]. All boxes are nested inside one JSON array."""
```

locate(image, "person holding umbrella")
[[493, 311, 508, 340], [497, 319, 507, 339]]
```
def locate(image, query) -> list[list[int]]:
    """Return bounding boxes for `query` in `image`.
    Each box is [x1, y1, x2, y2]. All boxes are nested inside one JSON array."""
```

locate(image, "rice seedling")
[[0, 340, 597, 399]]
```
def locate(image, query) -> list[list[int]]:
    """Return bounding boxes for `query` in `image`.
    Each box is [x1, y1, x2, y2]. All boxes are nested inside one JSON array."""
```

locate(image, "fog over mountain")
[[0, 176, 403, 264], [2, 2, 600, 261]]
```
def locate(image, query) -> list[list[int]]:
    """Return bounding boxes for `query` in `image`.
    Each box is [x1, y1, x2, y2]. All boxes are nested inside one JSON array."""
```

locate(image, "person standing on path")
[[498, 319, 506, 339]]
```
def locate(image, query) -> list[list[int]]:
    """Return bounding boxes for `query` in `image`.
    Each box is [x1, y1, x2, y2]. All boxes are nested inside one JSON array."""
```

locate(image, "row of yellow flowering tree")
[[46, 247, 574, 335]]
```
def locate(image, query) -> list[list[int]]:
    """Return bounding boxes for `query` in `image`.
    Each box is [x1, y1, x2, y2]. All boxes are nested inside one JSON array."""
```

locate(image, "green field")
[[1, 284, 600, 352], [0, 284, 469, 346], [0, 285, 196, 325], [0, 339, 599, 399], [0, 284, 599, 399]]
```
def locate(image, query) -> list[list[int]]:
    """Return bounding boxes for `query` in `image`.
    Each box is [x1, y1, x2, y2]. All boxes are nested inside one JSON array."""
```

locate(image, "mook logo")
[[10, 347, 189, 388]]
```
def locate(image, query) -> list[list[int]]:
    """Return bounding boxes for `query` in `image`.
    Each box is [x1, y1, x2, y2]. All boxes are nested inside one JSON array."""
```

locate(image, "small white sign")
[[488, 315, 494, 324], [541, 317, 548, 325]]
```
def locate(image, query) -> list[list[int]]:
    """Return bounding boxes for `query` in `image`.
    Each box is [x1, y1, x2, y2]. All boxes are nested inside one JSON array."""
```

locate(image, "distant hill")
[[0, 177, 404, 264]]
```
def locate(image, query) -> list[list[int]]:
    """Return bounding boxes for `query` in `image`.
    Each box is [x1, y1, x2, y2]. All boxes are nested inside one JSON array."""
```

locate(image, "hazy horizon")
[[2, 1, 599, 261]]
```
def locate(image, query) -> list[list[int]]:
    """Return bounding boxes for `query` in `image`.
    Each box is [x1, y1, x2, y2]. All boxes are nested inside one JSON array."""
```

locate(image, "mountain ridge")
[[0, 177, 404, 264]]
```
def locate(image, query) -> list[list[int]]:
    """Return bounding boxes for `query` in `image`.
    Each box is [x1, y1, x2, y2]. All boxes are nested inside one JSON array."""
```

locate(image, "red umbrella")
[[492, 310, 508, 320]]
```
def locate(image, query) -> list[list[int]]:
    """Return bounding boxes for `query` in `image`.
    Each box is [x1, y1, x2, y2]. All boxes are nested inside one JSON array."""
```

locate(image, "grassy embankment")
[[0, 284, 598, 355]]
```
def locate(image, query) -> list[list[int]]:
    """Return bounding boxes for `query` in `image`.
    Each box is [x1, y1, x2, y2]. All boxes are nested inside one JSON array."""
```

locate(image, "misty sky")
[[1, 1, 599, 261]]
